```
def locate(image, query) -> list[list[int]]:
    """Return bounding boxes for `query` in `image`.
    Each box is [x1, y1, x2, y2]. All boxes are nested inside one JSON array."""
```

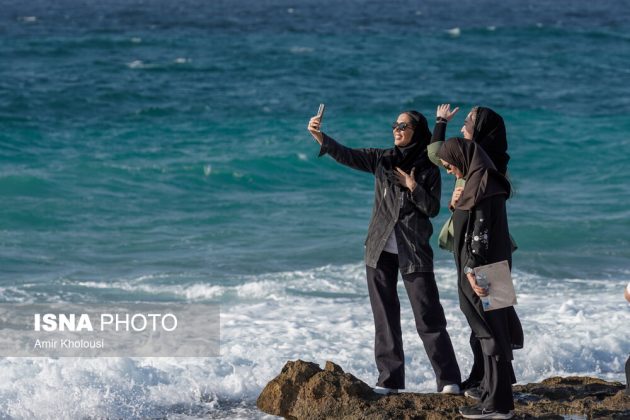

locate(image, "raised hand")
[[395, 167, 417, 191], [436, 104, 460, 121]]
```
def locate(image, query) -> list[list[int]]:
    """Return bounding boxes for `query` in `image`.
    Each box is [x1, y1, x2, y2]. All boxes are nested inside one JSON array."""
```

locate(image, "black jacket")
[[452, 195, 524, 358], [318, 133, 441, 274]]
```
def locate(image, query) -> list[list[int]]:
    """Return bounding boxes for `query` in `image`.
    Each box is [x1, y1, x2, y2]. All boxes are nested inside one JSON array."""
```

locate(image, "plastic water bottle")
[[476, 272, 491, 310]]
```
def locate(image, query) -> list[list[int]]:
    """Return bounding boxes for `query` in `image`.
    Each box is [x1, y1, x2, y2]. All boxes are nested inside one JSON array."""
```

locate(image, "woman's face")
[[440, 159, 464, 179], [392, 113, 415, 147], [460, 110, 476, 140]]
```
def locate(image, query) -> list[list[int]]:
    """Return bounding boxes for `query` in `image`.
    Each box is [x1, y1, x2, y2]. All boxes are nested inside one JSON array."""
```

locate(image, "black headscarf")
[[384, 110, 432, 186], [472, 107, 509, 175], [436, 137, 510, 211]]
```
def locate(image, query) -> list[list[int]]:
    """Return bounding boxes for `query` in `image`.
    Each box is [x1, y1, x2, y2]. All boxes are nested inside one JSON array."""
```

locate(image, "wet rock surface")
[[257, 360, 630, 419]]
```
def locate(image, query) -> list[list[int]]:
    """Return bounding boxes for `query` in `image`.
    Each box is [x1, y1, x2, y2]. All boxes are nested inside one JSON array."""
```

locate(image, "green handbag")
[[438, 215, 455, 253]]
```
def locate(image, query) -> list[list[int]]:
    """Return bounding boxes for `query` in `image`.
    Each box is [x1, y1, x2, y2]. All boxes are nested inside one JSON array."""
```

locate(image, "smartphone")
[[317, 103, 325, 121]]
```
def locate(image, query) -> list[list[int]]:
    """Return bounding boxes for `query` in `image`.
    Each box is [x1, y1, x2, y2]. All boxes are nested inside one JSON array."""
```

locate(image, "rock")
[[257, 360, 630, 419]]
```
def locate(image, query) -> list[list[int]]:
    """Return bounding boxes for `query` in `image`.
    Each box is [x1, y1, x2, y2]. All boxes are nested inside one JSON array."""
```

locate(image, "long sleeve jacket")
[[318, 133, 441, 274]]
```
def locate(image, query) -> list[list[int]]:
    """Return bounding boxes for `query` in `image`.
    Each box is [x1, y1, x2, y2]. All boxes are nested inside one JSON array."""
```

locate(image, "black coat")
[[452, 194, 524, 358], [318, 133, 441, 274]]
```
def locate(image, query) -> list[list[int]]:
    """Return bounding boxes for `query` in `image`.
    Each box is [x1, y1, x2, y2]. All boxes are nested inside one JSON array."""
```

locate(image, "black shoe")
[[464, 387, 482, 401], [461, 378, 482, 390], [459, 404, 513, 419]]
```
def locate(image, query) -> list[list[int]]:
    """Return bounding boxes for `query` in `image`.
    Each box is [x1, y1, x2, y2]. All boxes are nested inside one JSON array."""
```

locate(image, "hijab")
[[384, 110, 432, 186], [472, 107, 509, 175], [436, 137, 510, 211]]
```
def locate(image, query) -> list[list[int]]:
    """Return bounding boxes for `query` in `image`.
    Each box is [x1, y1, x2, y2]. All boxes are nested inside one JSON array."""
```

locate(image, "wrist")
[[436, 116, 448, 124]]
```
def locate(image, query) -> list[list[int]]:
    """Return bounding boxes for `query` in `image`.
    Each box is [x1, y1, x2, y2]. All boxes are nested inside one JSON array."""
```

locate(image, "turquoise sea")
[[1, 0, 629, 418]]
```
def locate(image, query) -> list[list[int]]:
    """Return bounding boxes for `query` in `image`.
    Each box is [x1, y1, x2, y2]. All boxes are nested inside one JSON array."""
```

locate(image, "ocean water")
[[1, 0, 630, 418]]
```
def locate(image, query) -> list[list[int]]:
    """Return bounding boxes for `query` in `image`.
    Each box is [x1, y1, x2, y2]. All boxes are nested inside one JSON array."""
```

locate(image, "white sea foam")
[[18, 16, 37, 23], [447, 27, 461, 37], [174, 57, 191, 64], [127, 60, 145, 69], [130, 37, 142, 43], [73, 279, 226, 300], [68, 263, 365, 302], [1, 262, 628, 418]]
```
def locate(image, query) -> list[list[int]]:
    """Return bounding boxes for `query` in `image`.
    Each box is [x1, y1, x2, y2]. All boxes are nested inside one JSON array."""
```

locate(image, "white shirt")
[[383, 229, 398, 254]]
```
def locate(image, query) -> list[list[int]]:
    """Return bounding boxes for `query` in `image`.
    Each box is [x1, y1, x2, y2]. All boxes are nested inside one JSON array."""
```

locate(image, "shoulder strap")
[[464, 210, 474, 257]]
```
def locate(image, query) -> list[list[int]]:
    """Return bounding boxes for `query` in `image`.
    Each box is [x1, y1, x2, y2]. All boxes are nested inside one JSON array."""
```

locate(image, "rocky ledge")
[[257, 360, 630, 419]]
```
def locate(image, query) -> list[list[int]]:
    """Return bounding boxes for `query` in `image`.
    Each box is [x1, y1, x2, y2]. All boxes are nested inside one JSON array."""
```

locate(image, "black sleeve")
[[408, 166, 441, 217], [464, 198, 492, 270], [431, 120, 447, 144], [317, 132, 382, 174], [427, 120, 447, 166]]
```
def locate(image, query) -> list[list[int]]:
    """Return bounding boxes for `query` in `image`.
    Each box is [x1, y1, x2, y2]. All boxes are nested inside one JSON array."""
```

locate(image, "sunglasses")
[[391, 122, 414, 132]]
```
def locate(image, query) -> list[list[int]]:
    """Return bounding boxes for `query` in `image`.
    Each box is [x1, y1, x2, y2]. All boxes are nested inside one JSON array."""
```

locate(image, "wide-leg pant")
[[464, 332, 485, 388], [366, 251, 461, 390], [479, 354, 515, 412], [466, 329, 520, 390]]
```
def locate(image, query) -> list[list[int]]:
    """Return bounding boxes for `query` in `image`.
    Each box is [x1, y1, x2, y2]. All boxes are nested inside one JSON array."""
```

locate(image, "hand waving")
[[436, 104, 459, 121]]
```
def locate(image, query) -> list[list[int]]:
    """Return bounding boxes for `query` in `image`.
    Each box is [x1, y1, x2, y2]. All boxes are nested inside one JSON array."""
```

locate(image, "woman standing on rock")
[[429, 104, 522, 392], [437, 137, 522, 419], [307, 109, 461, 395]]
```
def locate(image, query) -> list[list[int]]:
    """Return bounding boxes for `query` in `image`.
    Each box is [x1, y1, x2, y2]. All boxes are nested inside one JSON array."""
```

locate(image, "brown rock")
[[256, 360, 630, 419]]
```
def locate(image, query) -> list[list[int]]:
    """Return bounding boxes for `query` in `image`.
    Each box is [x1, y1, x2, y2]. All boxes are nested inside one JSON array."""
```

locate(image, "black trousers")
[[464, 332, 485, 388], [366, 251, 461, 390], [465, 332, 517, 389], [479, 354, 515, 412]]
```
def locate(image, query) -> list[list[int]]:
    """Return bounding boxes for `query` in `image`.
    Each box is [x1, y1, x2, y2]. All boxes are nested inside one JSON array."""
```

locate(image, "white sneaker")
[[373, 386, 399, 395], [441, 384, 461, 394]]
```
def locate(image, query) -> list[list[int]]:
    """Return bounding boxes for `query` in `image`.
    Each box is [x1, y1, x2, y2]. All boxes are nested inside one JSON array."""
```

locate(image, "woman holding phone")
[[306, 108, 461, 394]]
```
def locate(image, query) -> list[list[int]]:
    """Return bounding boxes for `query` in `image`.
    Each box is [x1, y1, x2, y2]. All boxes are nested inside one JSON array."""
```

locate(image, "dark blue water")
[[1, 1, 629, 417]]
